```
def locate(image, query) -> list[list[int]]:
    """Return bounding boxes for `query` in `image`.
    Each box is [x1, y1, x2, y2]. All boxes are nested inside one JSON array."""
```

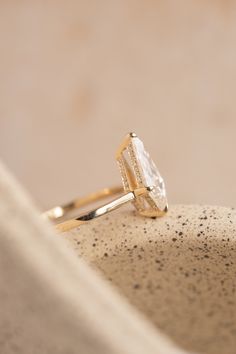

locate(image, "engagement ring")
[[43, 133, 168, 232]]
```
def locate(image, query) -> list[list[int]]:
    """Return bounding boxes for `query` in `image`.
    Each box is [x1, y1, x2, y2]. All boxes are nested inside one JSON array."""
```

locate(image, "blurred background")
[[0, 1, 235, 210]]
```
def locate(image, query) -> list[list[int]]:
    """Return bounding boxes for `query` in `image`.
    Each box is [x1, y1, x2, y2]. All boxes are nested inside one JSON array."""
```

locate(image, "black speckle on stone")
[[133, 284, 140, 289], [104, 252, 108, 257], [172, 238, 177, 242], [179, 232, 183, 236], [199, 216, 208, 220], [92, 243, 96, 247], [207, 311, 214, 317], [204, 254, 209, 258], [151, 216, 157, 220]]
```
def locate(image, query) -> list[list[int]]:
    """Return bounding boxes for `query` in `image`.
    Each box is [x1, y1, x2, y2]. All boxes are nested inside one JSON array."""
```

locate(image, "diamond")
[[131, 136, 167, 212]]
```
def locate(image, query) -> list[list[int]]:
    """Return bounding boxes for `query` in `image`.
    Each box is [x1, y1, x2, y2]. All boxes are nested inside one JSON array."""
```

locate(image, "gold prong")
[[146, 185, 154, 192], [129, 132, 137, 138], [133, 187, 149, 198]]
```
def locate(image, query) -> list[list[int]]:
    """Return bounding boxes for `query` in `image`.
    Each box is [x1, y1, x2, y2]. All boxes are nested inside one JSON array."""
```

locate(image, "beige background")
[[0, 1, 236, 209]]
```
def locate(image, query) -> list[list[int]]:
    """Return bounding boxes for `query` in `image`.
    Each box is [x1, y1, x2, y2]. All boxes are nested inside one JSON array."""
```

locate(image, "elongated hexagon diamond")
[[116, 133, 168, 216], [130, 136, 167, 212]]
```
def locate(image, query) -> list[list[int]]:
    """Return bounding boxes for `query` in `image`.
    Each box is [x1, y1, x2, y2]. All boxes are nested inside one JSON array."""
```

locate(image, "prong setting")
[[116, 133, 168, 218], [129, 132, 137, 138]]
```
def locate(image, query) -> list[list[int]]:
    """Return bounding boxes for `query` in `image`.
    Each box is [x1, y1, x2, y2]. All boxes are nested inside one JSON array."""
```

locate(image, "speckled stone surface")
[[65, 205, 236, 354]]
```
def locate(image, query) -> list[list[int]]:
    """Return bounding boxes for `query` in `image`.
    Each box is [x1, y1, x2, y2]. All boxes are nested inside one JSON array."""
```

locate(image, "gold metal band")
[[42, 186, 150, 232]]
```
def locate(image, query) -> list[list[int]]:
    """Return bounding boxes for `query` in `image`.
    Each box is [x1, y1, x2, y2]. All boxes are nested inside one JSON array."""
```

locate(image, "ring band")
[[43, 133, 168, 232]]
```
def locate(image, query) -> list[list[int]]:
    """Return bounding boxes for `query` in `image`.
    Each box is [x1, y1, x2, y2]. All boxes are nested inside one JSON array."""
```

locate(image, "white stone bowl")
[[65, 204, 236, 354]]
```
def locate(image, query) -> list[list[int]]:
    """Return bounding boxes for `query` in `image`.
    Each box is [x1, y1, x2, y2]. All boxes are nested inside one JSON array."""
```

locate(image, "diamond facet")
[[131, 137, 167, 211]]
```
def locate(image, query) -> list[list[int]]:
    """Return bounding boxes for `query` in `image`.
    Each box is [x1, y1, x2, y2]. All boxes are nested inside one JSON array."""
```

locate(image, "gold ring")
[[42, 132, 168, 232]]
